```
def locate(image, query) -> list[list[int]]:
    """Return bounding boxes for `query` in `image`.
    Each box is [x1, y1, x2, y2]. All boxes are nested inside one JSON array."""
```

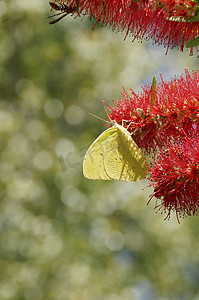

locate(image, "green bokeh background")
[[1, 1, 199, 299]]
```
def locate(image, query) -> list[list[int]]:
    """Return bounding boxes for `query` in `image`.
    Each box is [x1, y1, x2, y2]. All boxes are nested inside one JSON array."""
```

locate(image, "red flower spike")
[[61, 0, 199, 52], [104, 70, 199, 153], [148, 136, 199, 222]]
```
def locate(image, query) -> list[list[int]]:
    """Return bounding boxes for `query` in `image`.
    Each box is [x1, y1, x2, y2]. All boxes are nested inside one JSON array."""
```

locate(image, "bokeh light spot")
[[0, 110, 14, 132], [105, 231, 125, 251], [25, 120, 48, 140], [64, 105, 85, 125], [44, 99, 64, 119], [33, 150, 53, 170], [0, 162, 15, 182]]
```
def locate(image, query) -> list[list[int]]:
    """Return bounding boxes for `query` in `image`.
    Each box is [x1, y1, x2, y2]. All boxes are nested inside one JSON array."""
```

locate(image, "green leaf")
[[150, 75, 156, 106], [75, 0, 79, 13], [186, 35, 199, 48]]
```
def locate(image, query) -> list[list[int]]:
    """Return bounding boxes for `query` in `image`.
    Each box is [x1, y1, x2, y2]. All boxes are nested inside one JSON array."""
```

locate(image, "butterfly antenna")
[[88, 113, 111, 124], [102, 101, 128, 128], [102, 101, 112, 123]]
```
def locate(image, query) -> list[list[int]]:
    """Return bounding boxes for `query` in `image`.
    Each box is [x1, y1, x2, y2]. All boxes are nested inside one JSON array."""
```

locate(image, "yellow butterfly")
[[83, 122, 148, 181]]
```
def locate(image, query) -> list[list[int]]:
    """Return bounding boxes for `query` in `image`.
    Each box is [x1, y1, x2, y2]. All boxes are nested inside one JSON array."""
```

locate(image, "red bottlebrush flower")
[[103, 69, 199, 221], [105, 69, 199, 153], [61, 0, 199, 52], [104, 89, 159, 153], [148, 135, 199, 221]]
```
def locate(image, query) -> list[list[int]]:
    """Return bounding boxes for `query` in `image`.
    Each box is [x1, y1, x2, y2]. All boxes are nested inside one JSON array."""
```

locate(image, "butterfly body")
[[83, 123, 148, 181], [48, 2, 76, 24]]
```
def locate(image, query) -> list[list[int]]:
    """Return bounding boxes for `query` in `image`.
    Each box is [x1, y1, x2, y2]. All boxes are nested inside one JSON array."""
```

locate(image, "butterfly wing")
[[83, 124, 148, 181], [83, 127, 116, 180], [104, 124, 148, 181]]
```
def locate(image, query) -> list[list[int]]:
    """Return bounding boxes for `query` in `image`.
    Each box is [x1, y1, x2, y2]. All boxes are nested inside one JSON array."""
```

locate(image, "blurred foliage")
[[0, 0, 199, 299]]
